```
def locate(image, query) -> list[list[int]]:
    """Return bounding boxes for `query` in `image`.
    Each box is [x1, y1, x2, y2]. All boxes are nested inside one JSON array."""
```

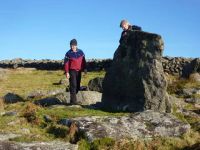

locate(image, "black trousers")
[[69, 70, 81, 103]]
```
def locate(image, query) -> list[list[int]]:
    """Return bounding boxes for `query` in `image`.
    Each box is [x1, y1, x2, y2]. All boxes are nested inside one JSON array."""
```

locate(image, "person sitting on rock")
[[64, 39, 87, 105], [119, 19, 142, 46]]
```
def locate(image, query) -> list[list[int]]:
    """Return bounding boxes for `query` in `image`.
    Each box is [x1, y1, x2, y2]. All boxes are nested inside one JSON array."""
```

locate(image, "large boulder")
[[34, 91, 102, 106], [34, 97, 63, 107], [26, 89, 65, 100], [88, 77, 104, 92], [74, 111, 190, 142], [176, 88, 200, 98], [102, 31, 170, 112], [0, 140, 78, 150], [76, 91, 102, 105], [182, 58, 200, 78]]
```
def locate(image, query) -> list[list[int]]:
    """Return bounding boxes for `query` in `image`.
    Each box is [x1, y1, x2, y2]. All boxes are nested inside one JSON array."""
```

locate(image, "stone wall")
[[0, 58, 112, 71], [0, 57, 199, 76], [0, 59, 63, 70], [162, 57, 200, 77]]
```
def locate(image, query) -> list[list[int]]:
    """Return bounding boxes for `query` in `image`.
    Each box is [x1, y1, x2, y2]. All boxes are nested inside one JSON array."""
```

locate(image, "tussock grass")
[[78, 138, 115, 150], [0, 116, 19, 133], [172, 105, 188, 123], [47, 124, 69, 139], [0, 97, 4, 111], [168, 75, 200, 134], [172, 101, 200, 132], [21, 102, 41, 124], [167, 76, 187, 95], [166, 74, 200, 95], [0, 113, 54, 142], [78, 131, 200, 150]]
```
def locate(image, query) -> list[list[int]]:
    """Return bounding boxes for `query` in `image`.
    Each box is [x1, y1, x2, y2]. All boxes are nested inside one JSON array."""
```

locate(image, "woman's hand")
[[66, 72, 70, 79]]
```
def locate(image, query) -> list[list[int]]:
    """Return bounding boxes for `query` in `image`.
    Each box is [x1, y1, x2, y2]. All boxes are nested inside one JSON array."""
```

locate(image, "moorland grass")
[[0, 69, 105, 98], [0, 69, 199, 148]]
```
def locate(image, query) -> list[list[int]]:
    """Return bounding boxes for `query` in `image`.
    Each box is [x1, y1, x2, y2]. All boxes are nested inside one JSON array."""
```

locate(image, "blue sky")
[[0, 0, 200, 60]]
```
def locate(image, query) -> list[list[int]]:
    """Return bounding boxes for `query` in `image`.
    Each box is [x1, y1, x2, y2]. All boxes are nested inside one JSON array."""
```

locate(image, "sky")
[[0, 0, 200, 60]]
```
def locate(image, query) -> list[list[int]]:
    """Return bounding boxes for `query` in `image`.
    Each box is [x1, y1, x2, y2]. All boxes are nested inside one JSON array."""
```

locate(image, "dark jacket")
[[119, 25, 142, 45]]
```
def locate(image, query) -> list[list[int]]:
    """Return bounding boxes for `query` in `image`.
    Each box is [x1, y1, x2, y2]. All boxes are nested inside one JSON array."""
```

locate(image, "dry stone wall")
[[0, 57, 199, 76]]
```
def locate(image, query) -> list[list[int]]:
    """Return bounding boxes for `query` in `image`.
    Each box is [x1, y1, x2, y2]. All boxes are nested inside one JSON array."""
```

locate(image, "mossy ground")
[[78, 131, 200, 150], [0, 69, 199, 149], [167, 74, 200, 96], [0, 69, 124, 143], [0, 69, 105, 98]]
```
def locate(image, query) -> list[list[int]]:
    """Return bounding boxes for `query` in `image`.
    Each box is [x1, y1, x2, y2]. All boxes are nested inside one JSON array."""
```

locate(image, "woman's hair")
[[120, 20, 130, 27]]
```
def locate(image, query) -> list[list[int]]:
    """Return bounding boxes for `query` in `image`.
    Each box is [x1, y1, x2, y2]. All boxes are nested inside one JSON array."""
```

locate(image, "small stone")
[[58, 118, 72, 127], [3, 93, 23, 104], [88, 77, 103, 92], [44, 115, 53, 123], [3, 111, 17, 116], [189, 73, 200, 83]]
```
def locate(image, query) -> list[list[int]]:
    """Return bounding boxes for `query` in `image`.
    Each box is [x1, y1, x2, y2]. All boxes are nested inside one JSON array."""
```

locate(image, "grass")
[[37, 106, 127, 120], [77, 131, 200, 150], [47, 123, 69, 139], [172, 99, 200, 133], [0, 69, 105, 98], [167, 74, 200, 134], [0, 69, 64, 97], [0, 98, 127, 142], [81, 70, 105, 86], [0, 97, 4, 111], [0, 115, 53, 142], [172, 105, 188, 123], [0, 69, 200, 149], [0, 69, 121, 143], [78, 138, 115, 150], [167, 74, 200, 95]]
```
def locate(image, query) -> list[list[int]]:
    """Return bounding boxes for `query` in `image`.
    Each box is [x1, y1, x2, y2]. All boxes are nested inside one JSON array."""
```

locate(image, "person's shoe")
[[80, 86, 87, 91]]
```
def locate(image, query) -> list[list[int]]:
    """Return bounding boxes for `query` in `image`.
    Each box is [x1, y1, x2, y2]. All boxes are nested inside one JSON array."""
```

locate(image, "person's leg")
[[69, 70, 77, 104], [76, 71, 81, 93]]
